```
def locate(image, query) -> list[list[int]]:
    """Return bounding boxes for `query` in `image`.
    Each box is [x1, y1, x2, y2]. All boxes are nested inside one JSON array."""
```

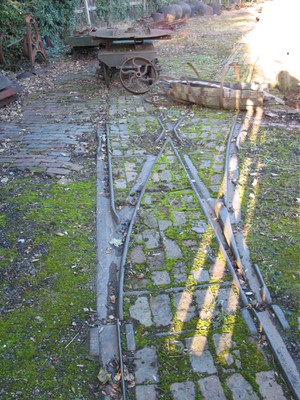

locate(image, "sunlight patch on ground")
[[245, 0, 300, 90]]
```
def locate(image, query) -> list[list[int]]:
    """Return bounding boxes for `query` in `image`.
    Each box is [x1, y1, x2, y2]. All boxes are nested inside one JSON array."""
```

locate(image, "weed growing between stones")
[[121, 142, 279, 398]]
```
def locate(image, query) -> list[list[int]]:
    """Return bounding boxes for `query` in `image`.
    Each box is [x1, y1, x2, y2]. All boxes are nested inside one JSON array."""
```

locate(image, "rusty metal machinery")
[[0, 73, 18, 108], [119, 56, 158, 94], [0, 14, 48, 72], [90, 28, 172, 94], [23, 14, 49, 71]]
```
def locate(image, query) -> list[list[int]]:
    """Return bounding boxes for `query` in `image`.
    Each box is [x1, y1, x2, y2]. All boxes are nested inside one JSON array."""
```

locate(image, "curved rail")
[[172, 115, 184, 143], [117, 138, 171, 321], [106, 122, 121, 224], [223, 115, 238, 208], [154, 113, 166, 144]]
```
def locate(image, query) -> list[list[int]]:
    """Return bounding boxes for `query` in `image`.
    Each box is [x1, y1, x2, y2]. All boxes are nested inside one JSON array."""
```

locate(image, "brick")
[[46, 167, 70, 175]]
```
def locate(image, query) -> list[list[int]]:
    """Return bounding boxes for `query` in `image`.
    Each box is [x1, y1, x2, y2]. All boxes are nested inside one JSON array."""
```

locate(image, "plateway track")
[[0, 6, 299, 397], [94, 76, 300, 399]]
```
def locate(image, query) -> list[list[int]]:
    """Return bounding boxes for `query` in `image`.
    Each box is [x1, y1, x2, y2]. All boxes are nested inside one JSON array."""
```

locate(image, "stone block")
[[150, 294, 172, 326], [226, 373, 259, 400], [134, 347, 159, 384], [199, 375, 226, 400], [256, 370, 287, 400], [171, 381, 195, 400], [185, 336, 217, 374], [130, 297, 152, 327]]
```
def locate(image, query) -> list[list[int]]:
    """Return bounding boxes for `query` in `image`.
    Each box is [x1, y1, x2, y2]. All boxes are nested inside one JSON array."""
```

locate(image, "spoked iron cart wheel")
[[120, 56, 158, 94]]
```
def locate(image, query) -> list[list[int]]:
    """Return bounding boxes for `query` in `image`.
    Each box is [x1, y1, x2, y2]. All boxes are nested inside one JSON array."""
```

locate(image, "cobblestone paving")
[[105, 83, 291, 399]]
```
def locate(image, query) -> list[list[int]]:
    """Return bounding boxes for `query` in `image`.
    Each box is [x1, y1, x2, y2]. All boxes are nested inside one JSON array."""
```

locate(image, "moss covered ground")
[[0, 175, 100, 399], [238, 122, 300, 359]]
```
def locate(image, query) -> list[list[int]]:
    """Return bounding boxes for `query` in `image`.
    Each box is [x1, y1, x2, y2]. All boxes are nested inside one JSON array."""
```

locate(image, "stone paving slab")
[[185, 336, 217, 374], [134, 346, 159, 385], [198, 375, 226, 400], [170, 381, 195, 400], [226, 373, 260, 400], [256, 371, 287, 400]]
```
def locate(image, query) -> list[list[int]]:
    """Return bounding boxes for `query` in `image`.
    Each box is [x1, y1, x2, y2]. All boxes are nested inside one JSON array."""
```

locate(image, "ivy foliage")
[[95, 0, 169, 25], [0, 0, 77, 65], [0, 0, 77, 40], [0, 0, 168, 66]]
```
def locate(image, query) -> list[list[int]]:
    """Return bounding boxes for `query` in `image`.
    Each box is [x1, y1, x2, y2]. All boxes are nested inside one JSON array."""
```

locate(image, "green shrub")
[[0, 0, 169, 65], [0, 0, 77, 65]]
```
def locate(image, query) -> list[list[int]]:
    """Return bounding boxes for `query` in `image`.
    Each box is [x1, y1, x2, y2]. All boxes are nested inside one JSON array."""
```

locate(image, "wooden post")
[[83, 0, 92, 26]]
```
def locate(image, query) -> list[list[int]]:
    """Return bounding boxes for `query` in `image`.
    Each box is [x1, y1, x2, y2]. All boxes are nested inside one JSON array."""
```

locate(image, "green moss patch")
[[0, 176, 99, 399], [238, 125, 300, 349]]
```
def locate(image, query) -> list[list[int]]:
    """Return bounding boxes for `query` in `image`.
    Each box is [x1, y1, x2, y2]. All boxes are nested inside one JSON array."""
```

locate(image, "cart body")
[[97, 40, 156, 69]]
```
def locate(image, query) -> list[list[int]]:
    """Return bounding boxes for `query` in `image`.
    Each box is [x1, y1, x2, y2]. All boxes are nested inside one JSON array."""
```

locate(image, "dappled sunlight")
[[245, 0, 300, 88], [238, 105, 263, 146], [243, 169, 261, 239], [173, 289, 194, 324], [171, 228, 214, 333], [213, 330, 236, 358], [149, 193, 242, 373], [237, 106, 263, 240], [241, 104, 255, 132], [174, 235, 239, 345], [209, 251, 227, 281]]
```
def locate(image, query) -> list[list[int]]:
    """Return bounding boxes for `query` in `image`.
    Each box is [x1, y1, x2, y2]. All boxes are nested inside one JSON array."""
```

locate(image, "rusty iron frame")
[[91, 28, 171, 92], [0, 14, 48, 71], [23, 14, 49, 71]]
